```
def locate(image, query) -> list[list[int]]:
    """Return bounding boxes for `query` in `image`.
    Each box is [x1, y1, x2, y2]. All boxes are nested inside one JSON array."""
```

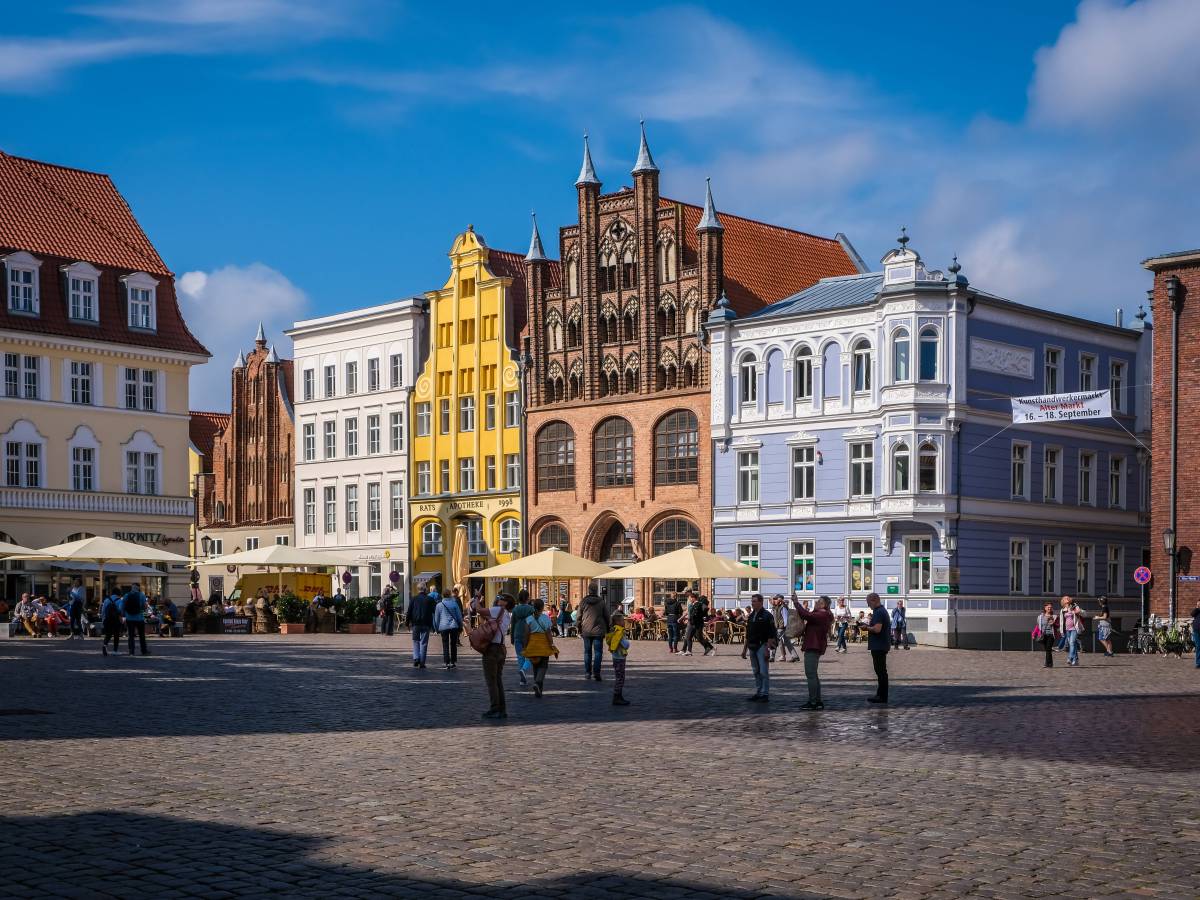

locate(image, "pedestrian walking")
[[864, 592, 889, 704], [832, 596, 851, 652], [433, 589, 464, 669], [683, 592, 714, 657], [511, 590, 535, 686], [379, 585, 397, 637], [663, 592, 684, 654], [470, 593, 512, 720], [741, 594, 776, 701], [122, 584, 150, 656], [1094, 596, 1114, 657], [556, 599, 573, 637], [67, 580, 86, 639], [793, 595, 834, 710], [406, 586, 436, 669], [100, 591, 123, 655], [891, 599, 909, 649], [771, 595, 801, 663], [1057, 595, 1086, 667], [577, 582, 611, 681], [607, 612, 631, 705], [1035, 602, 1058, 668], [523, 598, 558, 697]]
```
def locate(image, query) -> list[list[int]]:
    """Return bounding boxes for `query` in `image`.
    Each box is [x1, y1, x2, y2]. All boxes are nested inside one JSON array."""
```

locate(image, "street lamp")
[[201, 535, 212, 557], [1163, 527, 1175, 556], [943, 532, 957, 555]]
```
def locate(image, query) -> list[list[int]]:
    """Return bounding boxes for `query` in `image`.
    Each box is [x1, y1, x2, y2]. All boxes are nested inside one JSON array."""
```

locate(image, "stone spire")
[[697, 177, 724, 233], [575, 133, 600, 187], [525, 212, 548, 262], [265, 344, 279, 364], [254, 321, 266, 348], [233, 351, 246, 368], [631, 119, 658, 174]]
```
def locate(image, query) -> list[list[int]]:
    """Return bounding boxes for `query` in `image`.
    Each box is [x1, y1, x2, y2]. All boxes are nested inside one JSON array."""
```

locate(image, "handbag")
[[1032, 625, 1043, 641], [523, 630, 556, 659], [468, 612, 500, 653]]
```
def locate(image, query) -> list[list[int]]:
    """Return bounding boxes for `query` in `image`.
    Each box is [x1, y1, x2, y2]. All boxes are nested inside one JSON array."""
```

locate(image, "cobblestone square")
[[2, 635, 1197, 898]]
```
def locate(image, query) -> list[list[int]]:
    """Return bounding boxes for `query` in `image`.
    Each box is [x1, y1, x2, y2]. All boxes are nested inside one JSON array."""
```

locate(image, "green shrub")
[[342, 595, 380, 625], [273, 591, 309, 624]]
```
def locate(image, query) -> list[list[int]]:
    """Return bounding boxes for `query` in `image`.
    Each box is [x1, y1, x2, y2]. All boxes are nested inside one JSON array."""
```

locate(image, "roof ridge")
[[663, 195, 843, 246], [190, 409, 232, 417], [8, 153, 108, 179]]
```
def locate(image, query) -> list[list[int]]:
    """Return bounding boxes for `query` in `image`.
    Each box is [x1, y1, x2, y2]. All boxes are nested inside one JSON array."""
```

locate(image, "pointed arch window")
[[892, 329, 911, 383], [538, 523, 569, 552], [657, 302, 677, 337], [599, 309, 617, 344], [624, 366, 638, 393], [621, 246, 637, 289], [568, 371, 582, 400], [600, 522, 635, 563], [566, 254, 579, 298], [599, 249, 618, 293], [566, 310, 582, 348], [623, 307, 638, 342], [657, 236, 677, 283]]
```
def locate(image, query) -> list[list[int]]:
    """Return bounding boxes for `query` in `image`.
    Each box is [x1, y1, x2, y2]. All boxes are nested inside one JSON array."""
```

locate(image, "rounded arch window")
[[654, 410, 698, 485], [594, 417, 634, 487], [420, 522, 443, 556], [893, 442, 910, 492], [536, 422, 575, 492], [918, 443, 939, 493], [852, 339, 872, 393], [498, 518, 521, 554], [738, 353, 757, 405], [892, 329, 911, 382], [651, 517, 700, 556], [919, 328, 939, 381], [794, 346, 814, 400], [537, 523, 569, 552]]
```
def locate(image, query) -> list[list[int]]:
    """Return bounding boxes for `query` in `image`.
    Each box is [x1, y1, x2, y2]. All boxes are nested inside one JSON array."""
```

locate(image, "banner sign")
[[1011, 390, 1111, 424]]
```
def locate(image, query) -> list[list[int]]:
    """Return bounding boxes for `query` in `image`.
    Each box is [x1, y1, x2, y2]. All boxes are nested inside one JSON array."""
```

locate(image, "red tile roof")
[[0, 150, 209, 356], [487, 247, 560, 342], [189, 411, 230, 470]]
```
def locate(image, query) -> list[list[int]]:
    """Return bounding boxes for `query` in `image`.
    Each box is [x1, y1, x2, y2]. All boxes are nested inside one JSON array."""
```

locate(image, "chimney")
[[1115, 307, 1124, 328]]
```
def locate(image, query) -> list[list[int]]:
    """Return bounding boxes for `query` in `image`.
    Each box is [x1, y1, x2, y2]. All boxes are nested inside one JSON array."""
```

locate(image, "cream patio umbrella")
[[36, 535, 193, 598], [470, 547, 615, 580], [451, 524, 470, 597], [0, 539, 55, 560], [598, 545, 782, 581], [204, 544, 361, 593]]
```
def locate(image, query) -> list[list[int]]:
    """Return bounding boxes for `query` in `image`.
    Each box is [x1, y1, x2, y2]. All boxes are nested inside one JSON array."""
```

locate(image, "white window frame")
[[390, 411, 404, 453], [390, 353, 403, 389], [389, 480, 403, 530], [367, 482, 381, 532], [1106, 546, 1124, 596], [459, 396, 475, 432], [737, 542, 760, 594], [345, 360, 358, 395], [485, 456, 496, 490], [324, 364, 336, 398], [499, 518, 521, 555], [737, 449, 759, 503], [504, 391, 520, 428], [906, 537, 932, 593], [791, 445, 815, 500], [1078, 353, 1096, 391], [466, 519, 485, 555], [917, 442, 938, 494], [439, 399, 450, 434], [1043, 346, 1062, 394], [302, 423, 315, 462], [416, 461, 431, 496], [1009, 539, 1028, 594], [1078, 451, 1096, 506], [367, 357, 380, 392], [1011, 441, 1030, 500], [852, 341, 872, 393], [459, 457, 475, 492], [892, 329, 911, 384], [367, 415, 381, 455], [344, 417, 358, 457], [71, 445, 95, 492], [892, 442, 910, 493], [485, 394, 497, 430], [440, 461, 450, 493], [63, 261, 100, 322], [794, 348, 814, 401], [121, 272, 158, 331], [1076, 544, 1093, 596], [739, 357, 757, 406], [848, 538, 874, 594], [303, 368, 315, 402], [1108, 454, 1126, 509], [5, 252, 40, 315], [323, 486, 336, 533], [415, 402, 431, 437], [323, 420, 336, 459], [345, 483, 359, 533], [69, 361, 93, 405], [421, 522, 443, 556], [918, 327, 939, 382], [505, 453, 521, 489], [303, 488, 316, 535], [1042, 541, 1060, 595], [791, 540, 815, 593], [1043, 446, 1062, 503], [276, 535, 289, 546], [1110, 360, 1127, 414], [849, 441, 874, 498]]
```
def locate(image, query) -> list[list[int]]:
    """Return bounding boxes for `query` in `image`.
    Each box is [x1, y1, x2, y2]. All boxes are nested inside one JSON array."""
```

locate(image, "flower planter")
[[347, 623, 375, 634], [278, 623, 307, 634]]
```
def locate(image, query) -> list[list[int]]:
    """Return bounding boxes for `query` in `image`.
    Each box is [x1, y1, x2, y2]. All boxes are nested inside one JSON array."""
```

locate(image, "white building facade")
[[288, 298, 426, 604]]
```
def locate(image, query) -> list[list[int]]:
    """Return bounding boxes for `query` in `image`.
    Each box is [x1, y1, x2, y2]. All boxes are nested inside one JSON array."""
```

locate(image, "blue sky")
[[3, 0, 1199, 409]]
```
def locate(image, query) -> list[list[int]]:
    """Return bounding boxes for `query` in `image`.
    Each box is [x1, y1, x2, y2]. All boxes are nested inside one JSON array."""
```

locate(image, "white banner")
[[1011, 389, 1111, 424]]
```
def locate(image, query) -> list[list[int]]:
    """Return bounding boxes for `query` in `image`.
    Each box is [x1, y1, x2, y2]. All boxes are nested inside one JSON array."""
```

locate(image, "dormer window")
[[63, 261, 101, 322], [121, 272, 158, 331], [4, 251, 41, 315]]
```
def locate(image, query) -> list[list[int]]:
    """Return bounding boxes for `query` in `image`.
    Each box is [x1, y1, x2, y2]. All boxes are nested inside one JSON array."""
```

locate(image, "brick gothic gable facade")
[[203, 330, 295, 531], [522, 130, 859, 607]]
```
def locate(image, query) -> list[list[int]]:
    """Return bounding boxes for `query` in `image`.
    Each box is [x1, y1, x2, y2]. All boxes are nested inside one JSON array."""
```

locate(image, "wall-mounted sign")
[[113, 532, 186, 546]]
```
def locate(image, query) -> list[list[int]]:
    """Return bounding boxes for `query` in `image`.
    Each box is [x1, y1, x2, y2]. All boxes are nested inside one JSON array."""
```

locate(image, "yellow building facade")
[[409, 227, 525, 599]]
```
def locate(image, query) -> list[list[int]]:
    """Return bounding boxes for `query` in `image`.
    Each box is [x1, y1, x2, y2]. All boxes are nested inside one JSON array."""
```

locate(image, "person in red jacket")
[[792, 594, 835, 710]]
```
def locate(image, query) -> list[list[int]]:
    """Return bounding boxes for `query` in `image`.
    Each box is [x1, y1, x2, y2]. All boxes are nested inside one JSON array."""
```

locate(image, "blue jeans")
[[411, 626, 430, 662], [666, 616, 679, 650], [749, 644, 770, 696], [835, 622, 848, 650], [1193, 628, 1200, 667], [1066, 628, 1080, 664], [515, 638, 531, 675], [583, 636, 603, 675]]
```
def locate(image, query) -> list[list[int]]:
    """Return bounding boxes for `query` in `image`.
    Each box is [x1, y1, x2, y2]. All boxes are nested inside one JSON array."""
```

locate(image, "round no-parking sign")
[[1133, 566, 1152, 585]]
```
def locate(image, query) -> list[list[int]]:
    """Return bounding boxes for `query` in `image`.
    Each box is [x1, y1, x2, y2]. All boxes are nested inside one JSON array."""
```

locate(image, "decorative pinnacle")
[[948, 254, 961, 275], [632, 119, 658, 174], [575, 133, 600, 187], [898, 226, 910, 249], [254, 321, 266, 344], [697, 177, 724, 233], [233, 351, 246, 369], [525, 211, 548, 262], [265, 344, 279, 364]]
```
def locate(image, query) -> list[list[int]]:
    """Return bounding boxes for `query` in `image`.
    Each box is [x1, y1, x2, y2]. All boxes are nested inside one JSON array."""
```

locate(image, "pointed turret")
[[631, 119, 658, 174], [575, 134, 600, 187], [254, 321, 266, 348], [233, 351, 246, 368], [265, 344, 279, 364], [525, 212, 548, 262], [697, 177, 723, 233]]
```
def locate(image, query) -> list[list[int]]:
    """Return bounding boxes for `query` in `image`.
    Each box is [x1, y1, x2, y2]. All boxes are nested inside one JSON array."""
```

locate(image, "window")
[[71, 446, 94, 492], [367, 357, 380, 392], [125, 368, 156, 411], [4, 354, 39, 399], [849, 539, 873, 592], [791, 541, 815, 592], [739, 357, 757, 405], [346, 484, 359, 532], [795, 347, 813, 400], [303, 423, 315, 461], [737, 450, 760, 502], [3, 354, 18, 397], [918, 328, 939, 381], [4, 441, 41, 487], [439, 460, 450, 493], [389, 481, 403, 530], [367, 482, 381, 532], [459, 319, 475, 345], [437, 322, 452, 348], [1043, 447, 1061, 502], [125, 451, 158, 495], [594, 417, 634, 487], [415, 403, 431, 437], [345, 418, 358, 457], [1107, 546, 1123, 595], [792, 446, 815, 499], [539, 524, 569, 551], [208, 539, 224, 556], [892, 330, 910, 382], [245, 537, 260, 551], [654, 411, 698, 486], [1044, 348, 1061, 394], [499, 519, 521, 554], [1011, 442, 1029, 499], [69, 275, 96, 321], [303, 369, 315, 401], [892, 443, 910, 492], [466, 519, 486, 555], [485, 394, 496, 430], [416, 461, 431, 496], [70, 361, 92, 405], [650, 518, 701, 605], [850, 442, 874, 498], [276, 535, 289, 546], [907, 538, 932, 591], [459, 396, 475, 432], [7, 262, 38, 313], [323, 486, 336, 533], [461, 277, 476, 296], [1042, 542, 1059, 594], [390, 354, 403, 389], [1108, 455, 1125, 509], [485, 456, 496, 490], [128, 285, 155, 329], [1010, 540, 1027, 593], [439, 399, 450, 434], [459, 458, 475, 492], [345, 361, 358, 395], [536, 422, 575, 491], [505, 453, 521, 489], [421, 522, 443, 556], [324, 364, 336, 398], [1079, 451, 1095, 505], [1079, 353, 1095, 391], [1110, 361, 1127, 413], [504, 391, 520, 428], [918, 443, 938, 493], [303, 488, 316, 535], [852, 340, 872, 393], [142, 370, 156, 411], [22, 356, 37, 399], [458, 368, 474, 394], [324, 421, 336, 459], [482, 315, 497, 341], [1076, 544, 1093, 595], [737, 542, 760, 593], [366, 415, 380, 454], [390, 411, 404, 453]]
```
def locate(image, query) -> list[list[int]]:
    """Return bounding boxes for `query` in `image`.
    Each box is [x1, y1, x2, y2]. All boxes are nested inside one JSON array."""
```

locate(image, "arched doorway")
[[598, 521, 636, 610]]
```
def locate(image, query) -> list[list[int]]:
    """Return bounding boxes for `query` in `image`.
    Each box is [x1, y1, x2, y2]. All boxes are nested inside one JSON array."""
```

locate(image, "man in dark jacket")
[[793, 595, 835, 710], [682, 592, 714, 657], [576, 584, 611, 681], [663, 593, 684, 654], [741, 594, 776, 701], [406, 587, 436, 669]]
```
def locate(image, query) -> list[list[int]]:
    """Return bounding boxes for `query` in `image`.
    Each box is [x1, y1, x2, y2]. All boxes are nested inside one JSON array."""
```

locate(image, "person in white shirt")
[[473, 593, 513, 720], [832, 597, 852, 652]]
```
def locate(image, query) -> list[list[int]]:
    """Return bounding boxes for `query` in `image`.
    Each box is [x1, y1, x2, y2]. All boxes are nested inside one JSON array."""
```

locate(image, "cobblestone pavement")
[[2, 633, 1198, 899]]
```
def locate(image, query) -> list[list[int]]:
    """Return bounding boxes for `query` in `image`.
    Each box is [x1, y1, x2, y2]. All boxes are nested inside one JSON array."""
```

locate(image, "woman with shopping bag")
[[522, 597, 559, 698]]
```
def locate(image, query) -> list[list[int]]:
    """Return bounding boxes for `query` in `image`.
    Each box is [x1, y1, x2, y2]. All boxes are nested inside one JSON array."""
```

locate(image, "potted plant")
[[342, 595, 379, 634], [273, 591, 309, 635]]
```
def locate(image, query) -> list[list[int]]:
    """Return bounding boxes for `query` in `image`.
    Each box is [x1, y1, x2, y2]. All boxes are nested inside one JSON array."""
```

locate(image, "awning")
[[413, 571, 439, 584], [51, 562, 166, 576]]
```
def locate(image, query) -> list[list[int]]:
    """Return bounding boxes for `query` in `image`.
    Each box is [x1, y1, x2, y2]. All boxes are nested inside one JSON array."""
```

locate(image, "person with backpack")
[[406, 586, 436, 669], [470, 593, 513, 720], [122, 584, 150, 656], [100, 591, 123, 655], [663, 592, 684, 654], [577, 583, 611, 681], [432, 588, 464, 669], [682, 591, 714, 657], [510, 589, 535, 686], [607, 612, 631, 706], [378, 586, 396, 637], [891, 599, 909, 650], [523, 597, 559, 698], [67, 579, 86, 640]]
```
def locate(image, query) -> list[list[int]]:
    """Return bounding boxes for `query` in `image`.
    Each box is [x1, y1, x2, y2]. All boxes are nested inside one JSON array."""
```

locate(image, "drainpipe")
[[1167, 275, 1181, 622]]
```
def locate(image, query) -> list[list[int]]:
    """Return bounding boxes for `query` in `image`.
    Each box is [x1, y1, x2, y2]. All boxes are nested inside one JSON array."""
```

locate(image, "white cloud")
[[75, 0, 371, 35], [1029, 0, 1200, 130], [0, 36, 156, 91], [177, 263, 310, 411]]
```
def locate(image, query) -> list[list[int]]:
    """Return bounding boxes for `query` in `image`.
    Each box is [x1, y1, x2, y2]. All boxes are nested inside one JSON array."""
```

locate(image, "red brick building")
[[522, 127, 861, 607], [1144, 249, 1200, 620]]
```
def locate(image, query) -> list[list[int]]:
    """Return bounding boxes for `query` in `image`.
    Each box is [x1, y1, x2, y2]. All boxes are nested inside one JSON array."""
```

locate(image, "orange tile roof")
[[487, 247, 561, 339], [189, 411, 230, 469]]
